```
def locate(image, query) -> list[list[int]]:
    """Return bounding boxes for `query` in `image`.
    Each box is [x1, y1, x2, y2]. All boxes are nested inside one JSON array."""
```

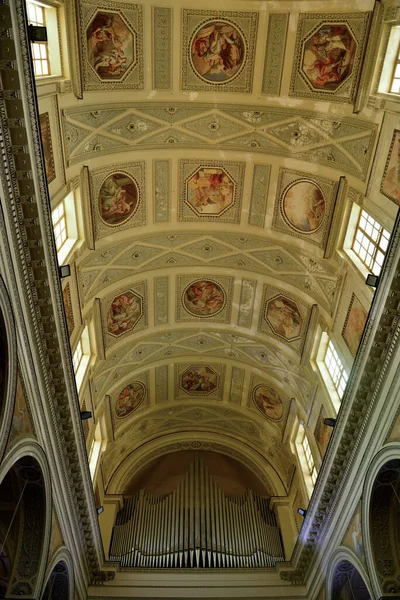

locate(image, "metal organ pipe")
[[110, 454, 284, 568]]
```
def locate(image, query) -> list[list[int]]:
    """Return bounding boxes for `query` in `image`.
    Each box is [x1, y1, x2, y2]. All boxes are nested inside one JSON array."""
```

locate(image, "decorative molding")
[[237, 278, 256, 329], [63, 102, 377, 180], [281, 209, 400, 583], [153, 159, 171, 223], [289, 12, 372, 104], [79, 0, 144, 91], [81, 166, 95, 250], [181, 9, 258, 94], [229, 367, 244, 405], [353, 1, 384, 113], [154, 276, 169, 326], [93, 298, 105, 360], [261, 13, 289, 95], [155, 365, 168, 404], [301, 304, 319, 366], [152, 6, 172, 90], [0, 0, 104, 584], [178, 159, 244, 224], [324, 176, 348, 259], [248, 164, 270, 227]]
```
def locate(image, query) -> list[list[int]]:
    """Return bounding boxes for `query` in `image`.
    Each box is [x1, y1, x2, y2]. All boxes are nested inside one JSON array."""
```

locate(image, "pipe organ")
[[110, 455, 284, 568]]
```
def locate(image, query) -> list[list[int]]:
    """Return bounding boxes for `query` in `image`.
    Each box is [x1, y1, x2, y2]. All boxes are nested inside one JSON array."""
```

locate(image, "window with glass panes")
[[27, 1, 50, 76], [302, 432, 317, 484], [52, 201, 67, 251], [72, 339, 83, 374], [324, 340, 348, 399], [352, 210, 390, 276], [390, 41, 400, 94]]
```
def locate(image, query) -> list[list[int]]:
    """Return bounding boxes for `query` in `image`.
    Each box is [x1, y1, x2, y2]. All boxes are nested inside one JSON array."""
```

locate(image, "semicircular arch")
[[0, 439, 52, 599], [362, 442, 400, 599], [0, 276, 17, 462], [41, 548, 74, 600], [326, 548, 373, 600], [106, 430, 288, 497]]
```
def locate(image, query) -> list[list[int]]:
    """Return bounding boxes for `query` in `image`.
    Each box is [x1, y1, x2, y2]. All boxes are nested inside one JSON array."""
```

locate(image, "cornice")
[[280, 208, 400, 584], [0, 0, 111, 586]]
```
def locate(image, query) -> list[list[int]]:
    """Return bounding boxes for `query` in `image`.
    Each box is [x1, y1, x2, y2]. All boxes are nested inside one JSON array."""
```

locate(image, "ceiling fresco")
[[56, 0, 383, 498]]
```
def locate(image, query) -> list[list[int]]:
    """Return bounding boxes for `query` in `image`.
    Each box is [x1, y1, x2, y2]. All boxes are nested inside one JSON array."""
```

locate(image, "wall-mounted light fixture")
[[59, 264, 71, 278], [366, 274, 379, 288]]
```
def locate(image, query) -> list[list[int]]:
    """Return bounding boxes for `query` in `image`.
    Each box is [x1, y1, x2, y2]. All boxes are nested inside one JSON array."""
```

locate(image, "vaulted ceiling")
[[57, 0, 381, 498]]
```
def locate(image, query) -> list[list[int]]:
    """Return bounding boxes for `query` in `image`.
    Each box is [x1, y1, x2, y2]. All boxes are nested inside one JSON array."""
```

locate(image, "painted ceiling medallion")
[[190, 20, 245, 84], [186, 167, 235, 216], [107, 290, 143, 337], [183, 280, 225, 317], [252, 384, 283, 421], [115, 382, 145, 418], [281, 180, 325, 233], [302, 25, 356, 91], [180, 365, 219, 395], [98, 172, 139, 225], [86, 11, 136, 80], [265, 295, 303, 341]]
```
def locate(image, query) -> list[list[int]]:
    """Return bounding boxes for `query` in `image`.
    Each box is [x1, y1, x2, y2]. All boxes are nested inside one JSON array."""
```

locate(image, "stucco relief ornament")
[[190, 20, 246, 84], [182, 279, 226, 317]]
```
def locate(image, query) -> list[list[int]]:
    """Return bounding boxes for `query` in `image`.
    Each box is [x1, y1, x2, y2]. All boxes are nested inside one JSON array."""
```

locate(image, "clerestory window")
[[27, 1, 50, 76], [351, 209, 390, 276], [324, 339, 348, 400]]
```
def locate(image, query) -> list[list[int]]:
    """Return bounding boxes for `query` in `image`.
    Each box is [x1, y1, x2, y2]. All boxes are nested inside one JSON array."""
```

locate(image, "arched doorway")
[[42, 560, 69, 600], [369, 458, 400, 596], [331, 560, 371, 600], [0, 455, 47, 598]]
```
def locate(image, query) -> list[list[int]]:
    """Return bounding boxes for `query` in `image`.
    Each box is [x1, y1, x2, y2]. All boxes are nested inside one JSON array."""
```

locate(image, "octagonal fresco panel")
[[265, 295, 303, 341], [86, 11, 136, 80], [253, 384, 283, 421], [98, 172, 139, 225], [107, 290, 142, 336], [186, 167, 235, 216], [115, 382, 145, 418], [180, 365, 219, 395], [183, 280, 225, 317], [190, 20, 245, 84], [282, 180, 325, 233], [302, 25, 356, 91]]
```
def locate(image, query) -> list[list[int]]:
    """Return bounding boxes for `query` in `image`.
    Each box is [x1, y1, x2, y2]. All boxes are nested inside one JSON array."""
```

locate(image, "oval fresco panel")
[[252, 384, 283, 421], [107, 290, 142, 336], [87, 12, 135, 80], [186, 167, 235, 216], [190, 20, 245, 83], [98, 172, 139, 225], [282, 180, 325, 233], [265, 295, 303, 341], [116, 381, 145, 418], [302, 25, 357, 91], [181, 365, 218, 396], [183, 280, 225, 317]]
